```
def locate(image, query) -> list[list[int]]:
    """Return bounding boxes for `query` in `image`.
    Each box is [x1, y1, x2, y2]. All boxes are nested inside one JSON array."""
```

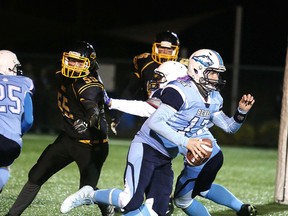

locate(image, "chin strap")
[[193, 80, 209, 98]]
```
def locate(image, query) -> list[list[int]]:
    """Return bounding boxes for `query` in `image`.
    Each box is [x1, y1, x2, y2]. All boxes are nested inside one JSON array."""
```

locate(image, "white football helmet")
[[0, 50, 22, 76], [187, 49, 226, 93], [147, 61, 187, 95]]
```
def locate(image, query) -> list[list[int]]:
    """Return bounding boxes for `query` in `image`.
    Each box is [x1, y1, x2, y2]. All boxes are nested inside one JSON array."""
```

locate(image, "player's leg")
[[204, 183, 257, 215], [74, 140, 113, 216], [174, 150, 223, 215], [61, 141, 147, 213], [5, 181, 41, 216], [7, 134, 72, 216], [0, 167, 10, 192], [198, 151, 257, 215], [145, 154, 173, 216], [182, 199, 211, 216], [204, 183, 244, 211], [122, 198, 157, 216], [0, 135, 21, 192]]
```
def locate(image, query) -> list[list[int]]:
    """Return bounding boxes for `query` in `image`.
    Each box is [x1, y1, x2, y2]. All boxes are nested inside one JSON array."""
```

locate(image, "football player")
[[61, 49, 257, 216], [110, 30, 188, 136], [107, 58, 257, 216], [107, 61, 188, 117], [5, 41, 114, 216], [0, 50, 34, 194]]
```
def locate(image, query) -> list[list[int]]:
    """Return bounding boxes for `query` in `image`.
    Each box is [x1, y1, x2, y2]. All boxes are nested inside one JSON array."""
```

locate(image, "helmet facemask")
[[61, 41, 97, 79], [151, 30, 180, 64], [147, 71, 166, 95], [152, 43, 179, 64], [200, 69, 226, 92], [62, 51, 91, 78]]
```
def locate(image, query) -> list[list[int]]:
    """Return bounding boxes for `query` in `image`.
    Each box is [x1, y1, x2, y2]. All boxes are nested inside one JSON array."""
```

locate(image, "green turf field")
[[1, 134, 288, 215]]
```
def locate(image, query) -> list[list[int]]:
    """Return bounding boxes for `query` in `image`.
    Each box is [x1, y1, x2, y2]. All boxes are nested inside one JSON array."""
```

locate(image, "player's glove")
[[103, 90, 111, 106], [73, 119, 88, 134], [110, 117, 120, 135]]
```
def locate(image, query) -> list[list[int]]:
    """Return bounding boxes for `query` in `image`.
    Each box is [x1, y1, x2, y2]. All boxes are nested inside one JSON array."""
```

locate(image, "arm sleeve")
[[109, 98, 156, 117], [74, 80, 102, 127], [21, 93, 34, 134], [211, 109, 244, 133], [148, 103, 189, 149]]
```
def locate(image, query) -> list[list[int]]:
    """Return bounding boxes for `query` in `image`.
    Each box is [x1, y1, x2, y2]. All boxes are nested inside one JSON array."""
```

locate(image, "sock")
[[7, 181, 41, 216], [94, 188, 123, 208], [182, 199, 210, 216], [205, 183, 243, 212], [123, 198, 157, 216], [0, 167, 10, 191]]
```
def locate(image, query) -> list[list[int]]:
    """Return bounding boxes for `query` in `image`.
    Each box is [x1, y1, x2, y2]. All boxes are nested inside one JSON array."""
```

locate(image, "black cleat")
[[237, 204, 257, 216], [98, 203, 115, 216], [165, 197, 174, 216]]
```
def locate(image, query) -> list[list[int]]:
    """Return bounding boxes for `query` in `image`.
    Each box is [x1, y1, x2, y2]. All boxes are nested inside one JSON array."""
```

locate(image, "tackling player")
[[5, 41, 114, 216], [109, 30, 188, 136], [61, 50, 257, 216], [0, 50, 34, 194]]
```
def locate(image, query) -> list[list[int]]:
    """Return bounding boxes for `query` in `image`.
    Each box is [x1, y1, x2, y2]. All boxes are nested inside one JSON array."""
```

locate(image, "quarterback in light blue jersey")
[[0, 50, 34, 193], [61, 51, 257, 216]]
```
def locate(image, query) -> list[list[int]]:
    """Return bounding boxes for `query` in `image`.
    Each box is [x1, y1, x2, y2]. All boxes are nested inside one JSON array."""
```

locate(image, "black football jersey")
[[56, 71, 108, 141], [121, 53, 188, 101]]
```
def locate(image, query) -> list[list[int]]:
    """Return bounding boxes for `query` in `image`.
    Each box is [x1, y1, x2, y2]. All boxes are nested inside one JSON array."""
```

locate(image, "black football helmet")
[[61, 41, 98, 78], [151, 30, 180, 64]]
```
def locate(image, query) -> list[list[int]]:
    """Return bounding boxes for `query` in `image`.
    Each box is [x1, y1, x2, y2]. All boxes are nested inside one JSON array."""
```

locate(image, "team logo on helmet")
[[192, 55, 214, 68]]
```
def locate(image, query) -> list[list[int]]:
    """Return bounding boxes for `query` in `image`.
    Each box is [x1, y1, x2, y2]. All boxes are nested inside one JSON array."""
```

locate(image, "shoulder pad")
[[179, 58, 189, 66], [135, 52, 151, 60]]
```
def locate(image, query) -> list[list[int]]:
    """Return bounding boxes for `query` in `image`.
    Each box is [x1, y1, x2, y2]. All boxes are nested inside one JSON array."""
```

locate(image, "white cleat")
[[60, 185, 94, 214]]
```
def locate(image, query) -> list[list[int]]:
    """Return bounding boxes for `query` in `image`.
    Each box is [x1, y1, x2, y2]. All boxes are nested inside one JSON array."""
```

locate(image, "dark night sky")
[[0, 0, 287, 67]]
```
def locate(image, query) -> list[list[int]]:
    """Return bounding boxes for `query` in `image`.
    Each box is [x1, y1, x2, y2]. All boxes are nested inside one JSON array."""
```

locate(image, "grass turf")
[[1, 133, 287, 215]]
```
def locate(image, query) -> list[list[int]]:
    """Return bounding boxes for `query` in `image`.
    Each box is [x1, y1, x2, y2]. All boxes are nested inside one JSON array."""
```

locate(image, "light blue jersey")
[[0, 75, 34, 146], [133, 76, 242, 158], [133, 76, 219, 157]]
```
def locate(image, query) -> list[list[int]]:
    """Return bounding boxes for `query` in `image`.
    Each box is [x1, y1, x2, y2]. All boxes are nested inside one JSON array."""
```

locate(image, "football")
[[185, 138, 213, 166]]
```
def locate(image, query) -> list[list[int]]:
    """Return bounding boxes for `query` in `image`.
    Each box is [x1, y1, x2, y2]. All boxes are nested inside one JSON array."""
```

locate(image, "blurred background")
[[0, 0, 287, 147]]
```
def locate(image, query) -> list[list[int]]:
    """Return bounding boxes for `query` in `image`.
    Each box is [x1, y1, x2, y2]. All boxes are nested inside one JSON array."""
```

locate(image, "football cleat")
[[98, 203, 115, 216], [165, 197, 174, 216], [236, 204, 257, 216], [60, 185, 94, 213]]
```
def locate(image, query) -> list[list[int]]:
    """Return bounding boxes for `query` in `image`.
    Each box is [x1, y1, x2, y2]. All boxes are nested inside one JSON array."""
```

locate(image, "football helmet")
[[187, 49, 226, 93], [0, 50, 22, 76], [151, 30, 180, 64], [61, 41, 98, 78], [147, 61, 187, 95]]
